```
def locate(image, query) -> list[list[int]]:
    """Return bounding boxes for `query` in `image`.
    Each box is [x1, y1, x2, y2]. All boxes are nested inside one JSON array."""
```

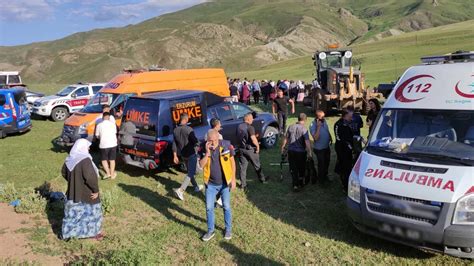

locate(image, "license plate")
[[18, 120, 26, 127], [379, 223, 421, 241]]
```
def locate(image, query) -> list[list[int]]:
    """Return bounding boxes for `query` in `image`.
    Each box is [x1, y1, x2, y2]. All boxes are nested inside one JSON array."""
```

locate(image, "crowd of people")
[[58, 79, 382, 243]]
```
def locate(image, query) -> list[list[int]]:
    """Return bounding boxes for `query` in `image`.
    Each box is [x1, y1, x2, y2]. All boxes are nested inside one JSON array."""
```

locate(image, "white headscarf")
[[65, 139, 98, 175]]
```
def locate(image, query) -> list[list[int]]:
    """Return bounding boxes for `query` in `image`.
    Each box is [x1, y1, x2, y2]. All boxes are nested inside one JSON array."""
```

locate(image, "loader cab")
[[314, 49, 353, 91]]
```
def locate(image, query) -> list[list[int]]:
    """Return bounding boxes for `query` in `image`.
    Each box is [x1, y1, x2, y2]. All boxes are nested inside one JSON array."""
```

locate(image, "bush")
[[0, 182, 19, 203], [101, 187, 119, 215], [0, 182, 47, 214]]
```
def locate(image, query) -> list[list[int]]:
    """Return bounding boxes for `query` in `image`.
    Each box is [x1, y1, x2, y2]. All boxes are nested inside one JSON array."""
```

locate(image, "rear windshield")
[[8, 75, 20, 84], [122, 98, 158, 137], [170, 97, 204, 128], [13, 91, 26, 104]]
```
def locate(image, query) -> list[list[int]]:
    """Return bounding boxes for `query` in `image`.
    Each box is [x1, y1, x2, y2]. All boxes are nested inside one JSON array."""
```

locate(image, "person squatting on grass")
[[61, 139, 104, 241], [95, 112, 118, 179], [281, 113, 312, 192], [173, 113, 204, 201], [199, 129, 237, 241]]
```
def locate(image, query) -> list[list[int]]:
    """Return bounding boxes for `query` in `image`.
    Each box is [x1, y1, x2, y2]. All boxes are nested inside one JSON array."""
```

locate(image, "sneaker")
[[216, 197, 223, 208], [201, 231, 215, 242], [194, 184, 205, 192], [224, 231, 232, 240], [111, 173, 117, 180], [173, 189, 185, 201]]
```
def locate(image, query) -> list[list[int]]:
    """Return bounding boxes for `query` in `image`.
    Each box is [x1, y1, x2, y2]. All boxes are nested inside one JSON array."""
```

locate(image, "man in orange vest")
[[199, 129, 236, 242]]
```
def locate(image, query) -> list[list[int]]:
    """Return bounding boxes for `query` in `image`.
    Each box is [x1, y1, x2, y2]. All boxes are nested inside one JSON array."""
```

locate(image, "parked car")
[[0, 89, 32, 138], [32, 83, 105, 121], [57, 68, 229, 147], [118, 90, 279, 170]]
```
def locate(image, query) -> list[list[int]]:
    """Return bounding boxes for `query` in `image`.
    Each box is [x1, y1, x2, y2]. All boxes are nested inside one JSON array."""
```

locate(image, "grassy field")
[[230, 19, 474, 87], [1, 101, 471, 264]]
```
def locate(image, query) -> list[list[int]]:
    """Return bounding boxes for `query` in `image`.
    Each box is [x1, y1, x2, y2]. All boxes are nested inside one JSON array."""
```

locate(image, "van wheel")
[[51, 107, 69, 122], [262, 126, 278, 149]]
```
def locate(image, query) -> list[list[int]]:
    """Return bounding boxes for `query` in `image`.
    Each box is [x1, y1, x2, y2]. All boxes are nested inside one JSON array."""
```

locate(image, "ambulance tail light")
[[453, 187, 474, 225], [348, 156, 362, 204]]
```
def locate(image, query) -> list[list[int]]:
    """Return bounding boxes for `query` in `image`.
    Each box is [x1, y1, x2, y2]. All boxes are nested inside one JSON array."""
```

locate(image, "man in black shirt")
[[229, 81, 239, 102], [334, 109, 355, 192], [237, 113, 269, 191], [172, 113, 203, 201], [272, 89, 295, 135]]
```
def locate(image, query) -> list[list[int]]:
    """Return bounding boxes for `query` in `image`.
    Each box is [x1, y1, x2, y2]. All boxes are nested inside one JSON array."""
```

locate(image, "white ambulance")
[[347, 51, 474, 258]]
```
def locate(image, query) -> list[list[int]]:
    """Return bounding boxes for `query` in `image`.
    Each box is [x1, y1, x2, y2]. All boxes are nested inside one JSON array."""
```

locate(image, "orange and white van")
[[347, 51, 474, 258], [56, 68, 229, 146]]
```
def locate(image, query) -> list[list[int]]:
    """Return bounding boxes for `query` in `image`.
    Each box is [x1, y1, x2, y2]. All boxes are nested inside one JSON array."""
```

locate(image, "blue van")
[[0, 89, 32, 138]]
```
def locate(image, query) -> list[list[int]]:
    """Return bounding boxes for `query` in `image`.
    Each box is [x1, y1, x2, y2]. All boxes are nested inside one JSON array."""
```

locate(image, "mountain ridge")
[[0, 0, 473, 83]]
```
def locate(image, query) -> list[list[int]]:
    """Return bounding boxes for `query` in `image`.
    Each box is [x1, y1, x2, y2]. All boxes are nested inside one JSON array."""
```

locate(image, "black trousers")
[[313, 148, 331, 183], [277, 112, 287, 134], [239, 148, 265, 187], [263, 93, 269, 105], [253, 91, 260, 104], [335, 142, 353, 192], [288, 150, 307, 187]]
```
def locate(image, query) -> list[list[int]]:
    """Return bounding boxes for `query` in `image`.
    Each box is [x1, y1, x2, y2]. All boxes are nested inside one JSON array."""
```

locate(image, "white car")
[[33, 83, 105, 121], [347, 51, 474, 258]]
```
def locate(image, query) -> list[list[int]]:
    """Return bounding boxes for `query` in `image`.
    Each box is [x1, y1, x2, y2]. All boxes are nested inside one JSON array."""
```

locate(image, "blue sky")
[[0, 0, 206, 46]]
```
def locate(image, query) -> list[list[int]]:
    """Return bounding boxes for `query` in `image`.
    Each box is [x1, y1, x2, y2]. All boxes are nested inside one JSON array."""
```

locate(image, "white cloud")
[[0, 0, 53, 21], [91, 0, 208, 21]]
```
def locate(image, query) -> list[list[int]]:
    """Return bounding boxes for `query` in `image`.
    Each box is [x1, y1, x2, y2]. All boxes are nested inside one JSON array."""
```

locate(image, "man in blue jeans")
[[173, 113, 203, 201], [199, 129, 236, 241]]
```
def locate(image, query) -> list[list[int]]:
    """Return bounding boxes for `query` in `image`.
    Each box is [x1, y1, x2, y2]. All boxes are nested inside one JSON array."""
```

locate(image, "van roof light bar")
[[421, 51, 474, 64]]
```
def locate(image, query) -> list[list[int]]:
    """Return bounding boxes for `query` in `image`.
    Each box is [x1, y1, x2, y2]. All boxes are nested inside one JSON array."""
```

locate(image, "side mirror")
[[251, 111, 257, 118], [71, 93, 77, 99]]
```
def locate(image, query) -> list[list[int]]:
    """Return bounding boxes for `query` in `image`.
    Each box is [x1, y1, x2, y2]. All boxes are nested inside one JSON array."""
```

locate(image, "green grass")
[[0, 103, 471, 264], [230, 19, 474, 87]]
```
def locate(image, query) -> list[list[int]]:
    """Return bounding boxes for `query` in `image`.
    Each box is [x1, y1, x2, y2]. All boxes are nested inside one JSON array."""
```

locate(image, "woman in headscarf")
[[61, 139, 104, 240]]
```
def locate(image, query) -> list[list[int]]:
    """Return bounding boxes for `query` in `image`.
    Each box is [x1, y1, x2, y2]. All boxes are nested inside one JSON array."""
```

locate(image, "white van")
[[347, 51, 474, 258]]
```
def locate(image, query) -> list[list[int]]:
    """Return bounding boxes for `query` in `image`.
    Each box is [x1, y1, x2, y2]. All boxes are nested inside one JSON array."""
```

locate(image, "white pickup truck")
[[33, 83, 105, 121]]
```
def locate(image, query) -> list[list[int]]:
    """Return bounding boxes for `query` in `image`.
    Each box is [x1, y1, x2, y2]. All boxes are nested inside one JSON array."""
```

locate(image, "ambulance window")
[[215, 104, 233, 122], [74, 87, 89, 97], [0, 75, 6, 85], [0, 95, 5, 105]]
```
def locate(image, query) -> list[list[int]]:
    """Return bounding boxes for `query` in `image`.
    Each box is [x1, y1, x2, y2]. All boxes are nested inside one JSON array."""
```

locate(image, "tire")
[[262, 126, 279, 149], [0, 130, 5, 139], [51, 107, 69, 122]]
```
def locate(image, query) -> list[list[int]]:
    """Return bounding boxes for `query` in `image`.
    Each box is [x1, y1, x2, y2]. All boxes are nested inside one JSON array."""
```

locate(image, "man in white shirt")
[[95, 112, 118, 179], [96, 104, 116, 124]]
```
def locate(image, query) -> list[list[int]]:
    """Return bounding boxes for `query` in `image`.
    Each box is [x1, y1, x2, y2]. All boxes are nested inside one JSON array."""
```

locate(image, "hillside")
[[231, 19, 474, 87], [0, 0, 473, 83]]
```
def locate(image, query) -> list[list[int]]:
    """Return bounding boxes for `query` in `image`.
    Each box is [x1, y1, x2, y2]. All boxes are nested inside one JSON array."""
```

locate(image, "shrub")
[[101, 187, 119, 215], [0, 182, 19, 203], [15, 190, 47, 214]]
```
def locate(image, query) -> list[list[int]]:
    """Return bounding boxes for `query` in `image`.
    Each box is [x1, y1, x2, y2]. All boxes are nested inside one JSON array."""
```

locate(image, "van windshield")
[[81, 93, 115, 113], [368, 109, 474, 165]]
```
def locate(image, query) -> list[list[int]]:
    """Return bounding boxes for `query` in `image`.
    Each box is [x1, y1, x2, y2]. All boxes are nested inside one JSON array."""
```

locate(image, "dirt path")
[[0, 203, 64, 265]]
